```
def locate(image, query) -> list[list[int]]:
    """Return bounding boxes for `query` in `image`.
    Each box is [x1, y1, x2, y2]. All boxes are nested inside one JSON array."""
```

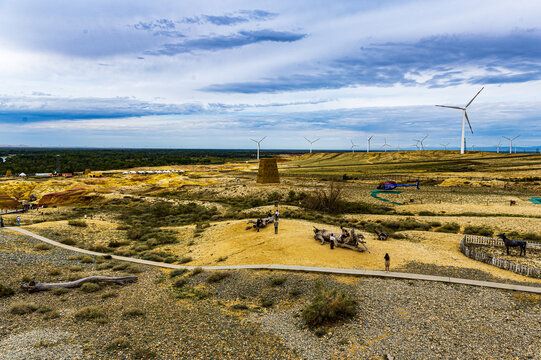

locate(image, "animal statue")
[[497, 233, 526, 256], [313, 226, 369, 252], [246, 216, 274, 230]]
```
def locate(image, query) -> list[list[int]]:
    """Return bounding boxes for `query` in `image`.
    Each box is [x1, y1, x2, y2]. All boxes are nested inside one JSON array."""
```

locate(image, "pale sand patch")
[[187, 219, 541, 284]]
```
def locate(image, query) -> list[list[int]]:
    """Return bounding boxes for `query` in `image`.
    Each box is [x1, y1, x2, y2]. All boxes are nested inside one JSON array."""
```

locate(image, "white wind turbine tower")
[[441, 143, 450, 150], [381, 138, 391, 152], [436, 87, 483, 154], [304, 137, 320, 154], [414, 135, 428, 150], [350, 140, 359, 153], [496, 139, 502, 153], [366, 135, 374, 153], [503, 135, 519, 154], [250, 136, 267, 160]]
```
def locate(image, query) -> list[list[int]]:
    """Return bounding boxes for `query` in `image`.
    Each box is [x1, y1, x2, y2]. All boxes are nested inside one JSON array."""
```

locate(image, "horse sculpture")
[[313, 226, 370, 252], [497, 233, 526, 256]]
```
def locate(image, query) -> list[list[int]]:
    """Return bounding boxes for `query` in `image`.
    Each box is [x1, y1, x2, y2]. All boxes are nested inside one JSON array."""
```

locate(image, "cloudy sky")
[[1, 0, 540, 150]]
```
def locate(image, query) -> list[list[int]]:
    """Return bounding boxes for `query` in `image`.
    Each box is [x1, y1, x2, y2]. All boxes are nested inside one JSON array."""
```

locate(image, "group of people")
[[255, 210, 280, 234], [0, 215, 20, 227]]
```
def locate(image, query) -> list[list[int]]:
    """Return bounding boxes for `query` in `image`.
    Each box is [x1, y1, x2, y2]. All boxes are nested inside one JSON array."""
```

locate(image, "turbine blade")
[[304, 137, 310, 142], [435, 105, 463, 110], [464, 111, 474, 134], [250, 138, 257, 143], [313, 138, 320, 143], [503, 136, 511, 140], [465, 87, 484, 108], [260, 136, 267, 142], [512, 135, 520, 140]]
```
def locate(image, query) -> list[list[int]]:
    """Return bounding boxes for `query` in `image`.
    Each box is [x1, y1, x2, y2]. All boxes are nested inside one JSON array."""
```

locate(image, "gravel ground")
[[1, 230, 540, 359]]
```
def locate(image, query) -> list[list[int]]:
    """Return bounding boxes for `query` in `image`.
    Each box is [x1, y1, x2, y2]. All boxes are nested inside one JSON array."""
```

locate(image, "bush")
[[302, 284, 357, 327], [270, 276, 287, 287], [124, 265, 142, 274], [74, 306, 107, 323], [60, 238, 77, 246], [122, 308, 145, 319], [261, 298, 274, 308], [170, 269, 188, 278], [464, 225, 493, 237], [437, 222, 460, 233], [190, 267, 203, 276], [173, 278, 187, 288], [49, 268, 62, 276], [207, 271, 229, 283], [101, 291, 118, 299], [81, 282, 100, 293], [231, 303, 248, 310], [179, 256, 193, 264], [10, 302, 39, 315], [52, 287, 70, 295], [68, 220, 88, 227], [35, 243, 51, 251], [79, 255, 94, 264], [0, 284, 15, 298], [106, 337, 131, 351], [418, 211, 436, 216], [289, 288, 302, 297]]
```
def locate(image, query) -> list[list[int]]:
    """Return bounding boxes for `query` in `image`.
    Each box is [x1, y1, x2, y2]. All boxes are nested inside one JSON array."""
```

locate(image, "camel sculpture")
[[497, 233, 526, 256], [313, 226, 370, 253], [246, 215, 274, 231]]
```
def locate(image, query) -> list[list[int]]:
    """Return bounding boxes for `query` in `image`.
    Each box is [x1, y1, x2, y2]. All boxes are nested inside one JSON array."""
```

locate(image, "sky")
[[1, 0, 540, 150]]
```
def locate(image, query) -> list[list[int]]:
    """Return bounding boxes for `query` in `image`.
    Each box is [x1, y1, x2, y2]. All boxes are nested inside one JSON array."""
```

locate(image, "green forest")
[[0, 148, 296, 174]]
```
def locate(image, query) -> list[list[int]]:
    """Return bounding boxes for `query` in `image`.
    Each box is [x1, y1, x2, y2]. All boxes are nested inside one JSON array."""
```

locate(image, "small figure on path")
[[329, 235, 336, 250], [384, 253, 390, 271], [256, 218, 262, 232], [16, 215, 21, 227], [275, 210, 280, 219], [0, 216, 4, 227], [274, 216, 279, 234]]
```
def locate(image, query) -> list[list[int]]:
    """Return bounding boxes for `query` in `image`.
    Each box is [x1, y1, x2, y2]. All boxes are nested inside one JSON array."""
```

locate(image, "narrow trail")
[[5, 227, 541, 294]]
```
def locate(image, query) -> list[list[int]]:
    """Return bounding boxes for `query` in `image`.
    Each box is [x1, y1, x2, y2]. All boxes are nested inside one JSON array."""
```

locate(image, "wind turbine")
[[503, 135, 519, 154], [367, 135, 374, 153], [304, 137, 320, 154], [441, 143, 450, 150], [436, 87, 484, 154], [414, 135, 428, 150], [250, 136, 267, 160], [411, 143, 420, 151], [381, 138, 391, 152], [496, 139, 502, 153], [350, 140, 359, 153]]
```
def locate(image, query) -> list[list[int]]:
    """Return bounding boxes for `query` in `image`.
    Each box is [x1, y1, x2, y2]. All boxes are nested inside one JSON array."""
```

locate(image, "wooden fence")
[[461, 235, 541, 279]]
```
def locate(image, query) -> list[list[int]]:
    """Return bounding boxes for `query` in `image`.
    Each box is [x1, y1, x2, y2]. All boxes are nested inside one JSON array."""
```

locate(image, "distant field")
[[279, 151, 541, 179]]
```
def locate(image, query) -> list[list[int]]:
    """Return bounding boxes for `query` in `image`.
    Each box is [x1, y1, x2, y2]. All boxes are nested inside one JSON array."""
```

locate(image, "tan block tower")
[[256, 158, 280, 183]]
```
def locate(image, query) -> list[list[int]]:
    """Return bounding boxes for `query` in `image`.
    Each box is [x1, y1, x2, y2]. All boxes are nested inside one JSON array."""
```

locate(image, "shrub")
[[216, 256, 227, 263], [418, 211, 436, 216], [79, 255, 94, 264], [35, 243, 51, 251], [81, 282, 100, 293], [437, 222, 460, 233], [68, 220, 88, 227], [231, 303, 248, 310], [49, 267, 62, 276], [190, 267, 203, 276], [164, 257, 176, 264], [52, 287, 70, 295], [108, 240, 129, 248], [170, 269, 188, 278], [43, 310, 60, 320], [101, 291, 118, 299], [270, 276, 287, 287], [69, 265, 82, 272], [74, 306, 107, 323], [464, 225, 493, 237], [142, 254, 164, 262], [173, 278, 187, 288], [97, 263, 113, 270], [10, 302, 39, 315], [124, 265, 142, 274], [429, 221, 442, 228], [106, 337, 131, 351], [178, 256, 193, 264], [133, 347, 156, 359], [60, 238, 77, 246], [122, 308, 145, 319], [0, 284, 15, 298], [261, 298, 274, 308], [112, 262, 129, 271], [289, 288, 302, 297], [302, 284, 357, 327], [207, 271, 229, 283]]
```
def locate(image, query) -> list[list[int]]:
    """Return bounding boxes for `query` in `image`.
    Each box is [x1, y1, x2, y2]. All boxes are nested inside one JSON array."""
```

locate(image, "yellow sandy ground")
[[187, 219, 541, 284]]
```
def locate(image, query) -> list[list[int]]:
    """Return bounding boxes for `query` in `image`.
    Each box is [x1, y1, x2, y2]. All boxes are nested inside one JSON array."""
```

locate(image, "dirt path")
[[4, 226, 541, 294]]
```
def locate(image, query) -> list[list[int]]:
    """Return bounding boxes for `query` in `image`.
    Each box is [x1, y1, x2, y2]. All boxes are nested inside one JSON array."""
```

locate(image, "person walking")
[[256, 218, 262, 232], [274, 215, 279, 234], [0, 216, 4, 228], [16, 215, 21, 226], [384, 253, 390, 271]]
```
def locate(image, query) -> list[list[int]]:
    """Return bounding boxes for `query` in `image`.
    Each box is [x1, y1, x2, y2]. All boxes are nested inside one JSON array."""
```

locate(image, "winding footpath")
[[6, 227, 541, 294]]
